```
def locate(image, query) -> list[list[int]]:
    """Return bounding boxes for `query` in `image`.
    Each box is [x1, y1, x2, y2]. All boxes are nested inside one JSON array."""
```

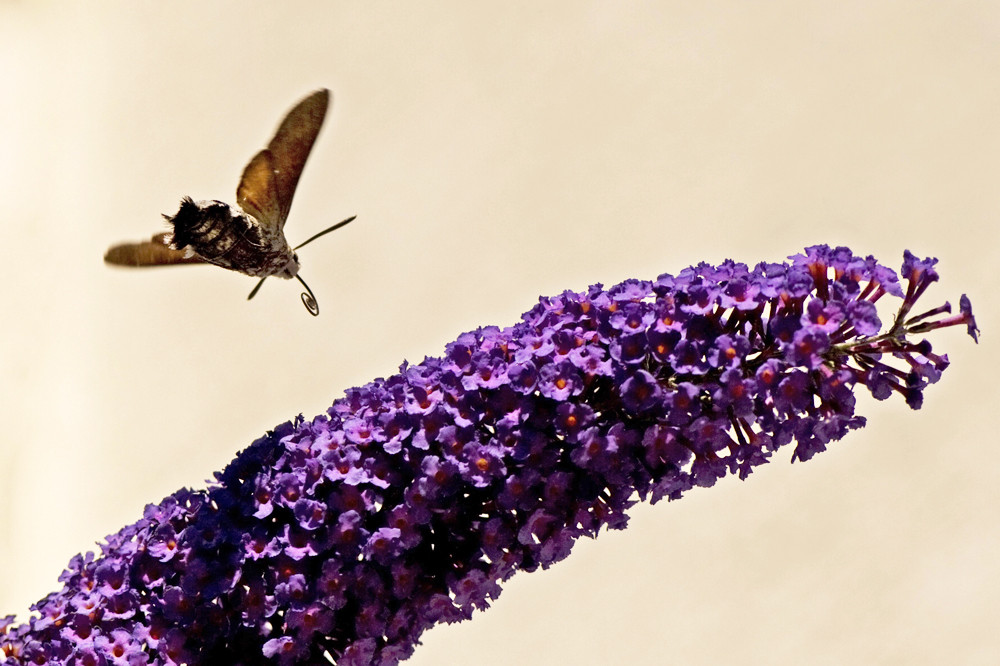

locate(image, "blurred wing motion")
[[265, 88, 329, 225], [236, 88, 330, 231], [103, 232, 204, 268], [235, 149, 281, 228]]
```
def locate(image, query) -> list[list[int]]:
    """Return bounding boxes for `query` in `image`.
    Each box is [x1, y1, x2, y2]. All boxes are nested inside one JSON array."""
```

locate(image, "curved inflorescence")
[[1, 246, 978, 665]]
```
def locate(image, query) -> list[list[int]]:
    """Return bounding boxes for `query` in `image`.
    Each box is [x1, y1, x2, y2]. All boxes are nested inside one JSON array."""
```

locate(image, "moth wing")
[[104, 233, 205, 267], [236, 148, 282, 232], [265, 88, 329, 226]]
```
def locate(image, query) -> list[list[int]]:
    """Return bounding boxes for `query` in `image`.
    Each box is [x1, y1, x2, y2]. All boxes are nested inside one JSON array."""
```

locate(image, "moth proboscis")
[[104, 88, 355, 316]]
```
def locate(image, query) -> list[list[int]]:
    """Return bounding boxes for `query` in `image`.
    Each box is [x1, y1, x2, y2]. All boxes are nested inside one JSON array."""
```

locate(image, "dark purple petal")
[[960, 294, 979, 342]]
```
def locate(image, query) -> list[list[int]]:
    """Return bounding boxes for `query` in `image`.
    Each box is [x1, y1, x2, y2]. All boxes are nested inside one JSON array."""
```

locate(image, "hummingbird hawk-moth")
[[104, 88, 355, 316]]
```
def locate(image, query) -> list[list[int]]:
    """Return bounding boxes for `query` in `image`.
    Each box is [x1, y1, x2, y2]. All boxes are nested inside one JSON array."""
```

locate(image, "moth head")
[[274, 252, 301, 280]]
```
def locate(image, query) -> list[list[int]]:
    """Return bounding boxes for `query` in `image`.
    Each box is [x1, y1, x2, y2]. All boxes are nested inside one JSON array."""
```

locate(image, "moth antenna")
[[296, 274, 320, 316], [247, 215, 354, 311], [293, 215, 357, 250], [247, 276, 267, 301]]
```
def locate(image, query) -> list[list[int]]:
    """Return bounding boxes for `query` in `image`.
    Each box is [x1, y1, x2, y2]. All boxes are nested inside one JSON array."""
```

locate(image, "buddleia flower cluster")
[[1, 246, 978, 665]]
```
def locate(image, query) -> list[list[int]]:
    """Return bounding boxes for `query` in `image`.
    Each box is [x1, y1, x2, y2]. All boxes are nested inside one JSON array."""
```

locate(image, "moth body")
[[166, 197, 299, 279]]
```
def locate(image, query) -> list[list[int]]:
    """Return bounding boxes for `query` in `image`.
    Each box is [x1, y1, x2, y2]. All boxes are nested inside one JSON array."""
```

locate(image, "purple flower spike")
[[1, 247, 977, 665]]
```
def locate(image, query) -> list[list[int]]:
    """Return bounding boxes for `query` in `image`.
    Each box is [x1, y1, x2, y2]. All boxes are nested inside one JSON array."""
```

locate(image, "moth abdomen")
[[167, 197, 233, 249]]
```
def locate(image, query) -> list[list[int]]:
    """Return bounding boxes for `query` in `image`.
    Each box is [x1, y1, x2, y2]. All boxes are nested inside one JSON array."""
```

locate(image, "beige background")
[[1, 2, 997, 664]]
